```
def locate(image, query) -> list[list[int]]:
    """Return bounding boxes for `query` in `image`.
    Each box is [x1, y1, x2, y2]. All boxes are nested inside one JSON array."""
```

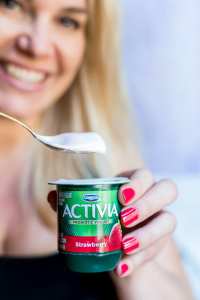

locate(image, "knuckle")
[[143, 246, 157, 262], [167, 180, 178, 200], [135, 246, 158, 268], [158, 179, 178, 202], [169, 214, 177, 232], [139, 197, 153, 219], [132, 168, 154, 182], [161, 211, 177, 233], [142, 169, 154, 182]]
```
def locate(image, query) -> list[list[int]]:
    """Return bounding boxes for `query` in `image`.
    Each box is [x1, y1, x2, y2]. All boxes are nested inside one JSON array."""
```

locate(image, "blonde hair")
[[26, 0, 143, 228]]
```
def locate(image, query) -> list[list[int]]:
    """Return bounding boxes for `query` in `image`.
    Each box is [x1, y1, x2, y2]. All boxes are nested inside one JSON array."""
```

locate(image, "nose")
[[15, 20, 54, 58], [16, 34, 32, 54]]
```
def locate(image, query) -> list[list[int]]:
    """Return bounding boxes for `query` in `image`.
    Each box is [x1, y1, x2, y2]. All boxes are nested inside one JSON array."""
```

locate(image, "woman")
[[0, 0, 194, 299]]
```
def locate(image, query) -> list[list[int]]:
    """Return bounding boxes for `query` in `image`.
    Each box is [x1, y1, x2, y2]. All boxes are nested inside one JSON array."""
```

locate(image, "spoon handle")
[[0, 112, 36, 137]]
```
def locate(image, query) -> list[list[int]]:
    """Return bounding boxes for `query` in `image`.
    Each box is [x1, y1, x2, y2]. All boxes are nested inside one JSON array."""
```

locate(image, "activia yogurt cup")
[[48, 177, 130, 273]]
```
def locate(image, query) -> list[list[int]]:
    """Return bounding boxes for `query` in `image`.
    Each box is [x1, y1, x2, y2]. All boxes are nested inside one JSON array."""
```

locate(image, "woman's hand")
[[111, 170, 194, 299], [47, 168, 177, 278], [47, 170, 194, 299], [113, 168, 177, 278]]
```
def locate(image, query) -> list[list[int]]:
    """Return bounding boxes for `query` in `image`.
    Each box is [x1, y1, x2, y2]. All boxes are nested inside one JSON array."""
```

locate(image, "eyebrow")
[[62, 7, 88, 15]]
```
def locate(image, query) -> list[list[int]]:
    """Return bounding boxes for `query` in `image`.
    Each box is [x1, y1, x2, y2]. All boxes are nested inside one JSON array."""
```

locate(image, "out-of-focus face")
[[0, 0, 88, 119]]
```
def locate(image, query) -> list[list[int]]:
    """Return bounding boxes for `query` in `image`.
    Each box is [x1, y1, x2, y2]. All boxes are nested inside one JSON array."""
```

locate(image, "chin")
[[0, 97, 44, 120]]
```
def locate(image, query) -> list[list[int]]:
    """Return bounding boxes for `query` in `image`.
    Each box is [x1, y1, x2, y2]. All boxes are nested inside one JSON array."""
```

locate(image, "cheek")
[[34, 36, 86, 113], [0, 16, 24, 40], [0, 16, 28, 57], [60, 35, 86, 80]]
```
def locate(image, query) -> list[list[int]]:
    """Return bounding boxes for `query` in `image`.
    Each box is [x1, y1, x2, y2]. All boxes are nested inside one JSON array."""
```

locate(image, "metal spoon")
[[0, 112, 106, 154]]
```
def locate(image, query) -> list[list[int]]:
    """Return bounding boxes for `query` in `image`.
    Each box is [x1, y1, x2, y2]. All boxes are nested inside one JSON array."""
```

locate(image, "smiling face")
[[0, 0, 88, 119]]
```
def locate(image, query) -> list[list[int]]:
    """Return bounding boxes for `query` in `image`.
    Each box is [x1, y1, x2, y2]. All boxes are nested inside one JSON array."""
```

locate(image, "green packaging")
[[49, 177, 129, 273]]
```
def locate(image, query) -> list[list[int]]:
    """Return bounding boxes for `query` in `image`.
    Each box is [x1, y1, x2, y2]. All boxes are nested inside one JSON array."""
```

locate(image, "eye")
[[59, 16, 80, 30], [0, 0, 22, 10]]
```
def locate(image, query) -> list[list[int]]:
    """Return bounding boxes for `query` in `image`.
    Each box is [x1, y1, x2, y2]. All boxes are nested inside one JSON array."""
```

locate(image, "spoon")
[[0, 112, 106, 154]]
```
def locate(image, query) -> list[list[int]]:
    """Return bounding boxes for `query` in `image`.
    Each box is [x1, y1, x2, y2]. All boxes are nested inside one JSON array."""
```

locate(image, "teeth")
[[4, 63, 46, 84]]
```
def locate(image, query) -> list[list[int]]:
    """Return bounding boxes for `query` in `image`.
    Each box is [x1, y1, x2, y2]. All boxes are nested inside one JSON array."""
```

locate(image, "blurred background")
[[121, 0, 200, 298]]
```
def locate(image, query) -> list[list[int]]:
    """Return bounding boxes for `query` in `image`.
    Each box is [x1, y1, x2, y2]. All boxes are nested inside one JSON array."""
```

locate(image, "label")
[[58, 186, 122, 254]]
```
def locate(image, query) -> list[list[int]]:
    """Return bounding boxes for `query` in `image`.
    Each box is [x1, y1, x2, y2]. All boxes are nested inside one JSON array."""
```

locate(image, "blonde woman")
[[0, 0, 193, 299]]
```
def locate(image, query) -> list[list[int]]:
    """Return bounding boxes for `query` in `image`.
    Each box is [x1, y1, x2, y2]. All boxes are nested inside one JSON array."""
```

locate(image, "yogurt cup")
[[49, 177, 130, 273]]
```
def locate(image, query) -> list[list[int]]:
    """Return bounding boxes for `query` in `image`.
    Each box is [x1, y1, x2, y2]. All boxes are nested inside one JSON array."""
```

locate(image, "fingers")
[[114, 211, 176, 278], [114, 236, 171, 278], [121, 211, 176, 255], [119, 169, 154, 206], [120, 179, 177, 228], [47, 190, 57, 212]]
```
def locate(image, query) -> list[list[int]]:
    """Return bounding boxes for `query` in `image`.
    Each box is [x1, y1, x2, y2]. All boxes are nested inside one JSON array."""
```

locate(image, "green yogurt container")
[[49, 177, 129, 273]]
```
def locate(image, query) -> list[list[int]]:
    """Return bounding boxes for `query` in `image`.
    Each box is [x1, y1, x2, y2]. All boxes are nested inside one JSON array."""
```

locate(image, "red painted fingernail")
[[120, 263, 129, 276], [122, 187, 136, 204], [122, 237, 140, 254], [120, 207, 139, 227]]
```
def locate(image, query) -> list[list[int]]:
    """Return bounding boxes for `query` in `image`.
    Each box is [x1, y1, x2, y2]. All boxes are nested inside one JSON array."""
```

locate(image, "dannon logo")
[[83, 194, 99, 202]]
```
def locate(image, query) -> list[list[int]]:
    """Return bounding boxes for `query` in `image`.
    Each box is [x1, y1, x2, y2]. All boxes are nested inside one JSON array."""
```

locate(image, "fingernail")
[[120, 207, 139, 227], [122, 237, 140, 254], [120, 263, 129, 276], [122, 187, 136, 204]]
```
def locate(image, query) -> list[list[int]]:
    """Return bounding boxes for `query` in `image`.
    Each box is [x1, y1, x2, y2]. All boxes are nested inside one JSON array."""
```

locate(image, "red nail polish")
[[122, 187, 135, 204], [120, 207, 139, 227], [120, 263, 128, 275], [122, 237, 139, 254]]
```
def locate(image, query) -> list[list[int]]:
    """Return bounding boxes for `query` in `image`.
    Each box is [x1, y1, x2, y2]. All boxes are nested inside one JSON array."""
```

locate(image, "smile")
[[5, 62, 46, 83], [0, 60, 50, 92]]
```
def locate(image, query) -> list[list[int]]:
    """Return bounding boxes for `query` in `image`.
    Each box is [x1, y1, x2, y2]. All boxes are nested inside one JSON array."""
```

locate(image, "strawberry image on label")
[[109, 223, 122, 250]]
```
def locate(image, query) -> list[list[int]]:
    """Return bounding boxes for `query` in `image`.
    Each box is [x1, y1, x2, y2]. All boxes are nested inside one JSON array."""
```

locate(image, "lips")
[[0, 60, 51, 92]]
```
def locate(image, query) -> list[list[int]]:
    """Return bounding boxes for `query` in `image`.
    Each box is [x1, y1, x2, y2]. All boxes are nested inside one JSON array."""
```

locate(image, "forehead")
[[31, 0, 87, 11]]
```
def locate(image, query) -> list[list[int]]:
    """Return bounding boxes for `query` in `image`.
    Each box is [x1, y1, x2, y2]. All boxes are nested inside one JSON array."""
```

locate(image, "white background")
[[121, 0, 200, 174], [121, 1, 200, 298]]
